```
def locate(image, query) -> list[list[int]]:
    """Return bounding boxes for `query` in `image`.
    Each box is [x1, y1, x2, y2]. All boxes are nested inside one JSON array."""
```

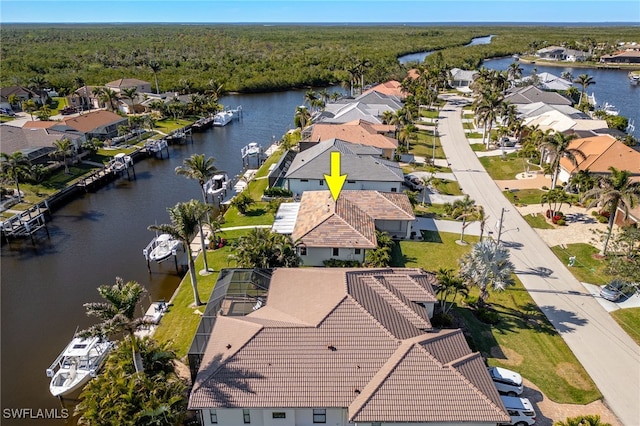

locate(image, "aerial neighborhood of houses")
[[2, 38, 640, 426]]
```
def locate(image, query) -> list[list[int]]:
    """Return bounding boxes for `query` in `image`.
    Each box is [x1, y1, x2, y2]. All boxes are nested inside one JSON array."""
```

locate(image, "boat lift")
[[142, 235, 182, 274]]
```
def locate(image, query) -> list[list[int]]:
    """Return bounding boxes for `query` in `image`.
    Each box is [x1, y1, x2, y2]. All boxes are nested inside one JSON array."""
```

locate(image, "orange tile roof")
[[189, 268, 509, 424], [22, 121, 59, 129], [363, 80, 406, 98], [560, 135, 640, 175], [62, 110, 126, 133], [308, 121, 398, 150]]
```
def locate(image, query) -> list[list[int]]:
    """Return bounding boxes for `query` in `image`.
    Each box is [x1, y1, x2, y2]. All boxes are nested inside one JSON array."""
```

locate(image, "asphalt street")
[[438, 98, 640, 426]]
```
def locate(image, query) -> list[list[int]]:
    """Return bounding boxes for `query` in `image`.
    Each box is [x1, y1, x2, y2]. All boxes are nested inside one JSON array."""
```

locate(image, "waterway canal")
[[0, 89, 317, 425]]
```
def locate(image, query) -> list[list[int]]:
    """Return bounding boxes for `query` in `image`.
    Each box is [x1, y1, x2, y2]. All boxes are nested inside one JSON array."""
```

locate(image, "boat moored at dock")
[[213, 111, 233, 126], [204, 173, 229, 203], [144, 233, 183, 262], [46, 336, 114, 397]]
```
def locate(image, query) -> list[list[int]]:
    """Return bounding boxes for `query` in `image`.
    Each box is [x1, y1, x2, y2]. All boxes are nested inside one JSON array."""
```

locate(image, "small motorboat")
[[204, 173, 229, 201], [148, 234, 182, 262], [107, 153, 133, 173], [46, 336, 114, 397], [213, 111, 233, 126], [629, 72, 640, 85]]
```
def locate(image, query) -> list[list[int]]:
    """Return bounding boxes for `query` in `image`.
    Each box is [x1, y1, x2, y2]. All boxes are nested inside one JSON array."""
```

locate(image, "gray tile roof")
[[505, 86, 572, 105], [189, 268, 510, 424]]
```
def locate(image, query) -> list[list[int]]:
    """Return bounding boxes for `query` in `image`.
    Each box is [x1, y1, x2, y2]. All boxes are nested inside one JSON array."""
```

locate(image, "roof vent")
[[327, 345, 337, 351], [354, 389, 361, 394], [226, 344, 232, 349]]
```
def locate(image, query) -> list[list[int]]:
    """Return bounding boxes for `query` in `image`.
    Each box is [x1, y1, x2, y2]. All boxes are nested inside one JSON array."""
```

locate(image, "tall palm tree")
[[149, 200, 205, 306], [28, 74, 47, 103], [148, 61, 162, 94], [540, 132, 584, 189], [21, 99, 37, 120], [507, 61, 523, 84], [99, 88, 119, 111], [80, 277, 147, 373], [454, 195, 477, 244], [574, 74, 595, 106], [294, 105, 311, 129], [0, 151, 31, 202], [121, 87, 138, 113], [473, 89, 504, 149], [304, 90, 318, 109], [459, 239, 515, 305], [436, 268, 469, 314], [175, 153, 219, 204], [582, 167, 640, 255], [50, 138, 75, 174]]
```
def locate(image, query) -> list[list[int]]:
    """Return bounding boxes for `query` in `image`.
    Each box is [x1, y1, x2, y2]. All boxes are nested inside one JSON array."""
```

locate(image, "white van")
[[489, 366, 524, 395], [500, 395, 536, 426]]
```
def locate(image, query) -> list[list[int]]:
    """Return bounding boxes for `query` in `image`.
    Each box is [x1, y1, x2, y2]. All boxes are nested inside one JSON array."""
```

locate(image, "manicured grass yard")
[[154, 118, 194, 133], [391, 230, 479, 271], [433, 179, 463, 196], [523, 213, 555, 229], [479, 152, 527, 180], [611, 308, 640, 345], [410, 129, 445, 159], [503, 189, 546, 205], [550, 243, 612, 286]]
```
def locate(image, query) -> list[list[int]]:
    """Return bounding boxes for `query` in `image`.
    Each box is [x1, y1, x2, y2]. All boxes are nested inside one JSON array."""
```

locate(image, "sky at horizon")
[[1, 0, 639, 24]]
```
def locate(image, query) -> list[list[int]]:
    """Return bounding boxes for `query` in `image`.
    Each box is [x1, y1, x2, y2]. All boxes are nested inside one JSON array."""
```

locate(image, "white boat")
[[601, 102, 619, 116], [108, 153, 133, 173], [629, 72, 640, 85], [204, 173, 229, 200], [213, 111, 233, 126], [241, 142, 262, 158], [46, 336, 114, 397], [147, 233, 182, 262]]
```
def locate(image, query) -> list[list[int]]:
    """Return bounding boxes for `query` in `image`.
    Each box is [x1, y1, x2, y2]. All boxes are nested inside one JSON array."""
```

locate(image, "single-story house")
[[0, 125, 83, 164], [316, 91, 403, 124], [0, 86, 40, 108], [523, 72, 573, 91], [449, 68, 479, 90], [138, 92, 193, 112], [188, 267, 510, 426], [61, 110, 128, 141], [522, 110, 608, 135], [300, 119, 398, 158], [284, 139, 403, 195], [505, 85, 572, 106], [105, 78, 152, 94], [558, 135, 640, 184], [600, 50, 640, 64], [362, 80, 407, 99], [282, 190, 414, 266], [536, 46, 590, 62]]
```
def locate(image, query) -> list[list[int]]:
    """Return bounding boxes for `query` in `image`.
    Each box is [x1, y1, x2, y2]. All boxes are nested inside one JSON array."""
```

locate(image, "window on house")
[[319, 179, 324, 186], [301, 179, 309, 182], [332, 248, 339, 256], [243, 409, 251, 424], [347, 180, 356, 184], [313, 409, 327, 423], [354, 248, 361, 255], [300, 246, 307, 256], [391, 187, 397, 192], [272, 412, 286, 419], [209, 410, 218, 424]]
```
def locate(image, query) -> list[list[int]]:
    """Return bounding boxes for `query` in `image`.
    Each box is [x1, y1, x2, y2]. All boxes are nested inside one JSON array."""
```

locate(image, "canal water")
[[483, 57, 640, 138], [0, 89, 319, 425], [398, 34, 494, 64]]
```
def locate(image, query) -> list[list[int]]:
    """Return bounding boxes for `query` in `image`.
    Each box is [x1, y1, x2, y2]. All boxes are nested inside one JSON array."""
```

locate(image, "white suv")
[[500, 396, 536, 426], [489, 366, 524, 396]]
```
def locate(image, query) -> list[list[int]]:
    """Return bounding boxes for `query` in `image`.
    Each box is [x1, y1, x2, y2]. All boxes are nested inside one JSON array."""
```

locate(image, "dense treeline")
[[1, 24, 637, 94]]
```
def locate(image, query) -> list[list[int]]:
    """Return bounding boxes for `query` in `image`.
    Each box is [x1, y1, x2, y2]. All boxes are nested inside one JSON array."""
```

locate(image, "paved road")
[[438, 99, 640, 425]]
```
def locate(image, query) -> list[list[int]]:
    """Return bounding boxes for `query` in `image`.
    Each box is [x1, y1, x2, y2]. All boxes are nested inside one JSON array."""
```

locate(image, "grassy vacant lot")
[[457, 282, 601, 404], [550, 243, 612, 286], [503, 189, 546, 205], [479, 152, 527, 180], [523, 213, 555, 229], [611, 308, 640, 345]]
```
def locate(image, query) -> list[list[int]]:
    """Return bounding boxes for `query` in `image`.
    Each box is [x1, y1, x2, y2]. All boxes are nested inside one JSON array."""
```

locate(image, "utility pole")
[[432, 119, 439, 165], [497, 207, 506, 244]]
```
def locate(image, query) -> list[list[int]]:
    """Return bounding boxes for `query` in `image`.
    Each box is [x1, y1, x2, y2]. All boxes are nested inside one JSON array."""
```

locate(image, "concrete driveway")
[[438, 96, 640, 425]]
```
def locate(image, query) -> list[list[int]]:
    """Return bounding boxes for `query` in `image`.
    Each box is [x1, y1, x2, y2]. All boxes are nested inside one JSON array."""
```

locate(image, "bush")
[[432, 312, 454, 328], [599, 210, 610, 219], [541, 185, 549, 190], [597, 215, 609, 223], [552, 215, 562, 224], [557, 219, 566, 226], [323, 259, 361, 267], [263, 186, 293, 197], [474, 307, 501, 325]]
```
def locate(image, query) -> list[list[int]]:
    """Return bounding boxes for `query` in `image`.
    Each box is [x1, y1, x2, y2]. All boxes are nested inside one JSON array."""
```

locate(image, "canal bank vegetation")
[[2, 25, 638, 94]]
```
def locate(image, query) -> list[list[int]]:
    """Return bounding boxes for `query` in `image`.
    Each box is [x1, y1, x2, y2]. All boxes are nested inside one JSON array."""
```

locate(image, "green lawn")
[[457, 281, 601, 404], [480, 153, 528, 180], [410, 129, 444, 159], [503, 189, 546, 205], [421, 109, 440, 119], [470, 143, 487, 152], [154, 118, 194, 134], [466, 132, 484, 139], [402, 164, 452, 174], [523, 213, 555, 229], [414, 203, 448, 218], [611, 308, 640, 345], [433, 179, 463, 196], [550, 243, 612, 285], [462, 113, 475, 119], [391, 231, 479, 271]]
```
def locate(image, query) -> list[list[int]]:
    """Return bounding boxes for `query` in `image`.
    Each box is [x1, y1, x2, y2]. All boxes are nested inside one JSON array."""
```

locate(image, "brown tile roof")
[[189, 268, 509, 424], [105, 78, 150, 89], [62, 110, 126, 133], [22, 121, 59, 129], [559, 135, 640, 176], [363, 80, 407, 99], [307, 121, 398, 150], [291, 191, 414, 248]]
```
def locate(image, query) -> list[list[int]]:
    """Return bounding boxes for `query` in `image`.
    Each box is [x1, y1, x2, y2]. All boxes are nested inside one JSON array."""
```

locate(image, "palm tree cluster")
[[229, 227, 300, 268], [364, 231, 395, 267], [470, 68, 512, 148], [435, 268, 469, 315], [459, 239, 515, 305], [0, 151, 31, 202]]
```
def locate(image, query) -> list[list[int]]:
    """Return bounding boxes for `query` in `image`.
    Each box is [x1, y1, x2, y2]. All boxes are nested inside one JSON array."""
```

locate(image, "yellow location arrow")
[[324, 151, 347, 201]]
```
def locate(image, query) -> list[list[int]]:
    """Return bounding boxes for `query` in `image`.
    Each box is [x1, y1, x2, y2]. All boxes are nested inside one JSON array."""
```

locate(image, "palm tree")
[[459, 239, 515, 305], [540, 132, 584, 189], [507, 61, 523, 84], [149, 200, 206, 306], [21, 99, 37, 120], [230, 192, 255, 215], [574, 74, 595, 106], [436, 268, 469, 314], [364, 246, 392, 267], [121, 87, 138, 113], [99, 88, 119, 111], [473, 89, 504, 149], [454, 195, 477, 244], [229, 227, 300, 268], [541, 187, 571, 218], [148, 61, 162, 94], [554, 414, 611, 426], [0, 152, 31, 202], [50, 138, 75, 174], [74, 76, 90, 113], [175, 153, 219, 204], [304, 89, 318, 109], [28, 74, 47, 103], [570, 169, 596, 195], [582, 167, 640, 255], [294, 105, 311, 129], [36, 105, 52, 121], [79, 277, 148, 372]]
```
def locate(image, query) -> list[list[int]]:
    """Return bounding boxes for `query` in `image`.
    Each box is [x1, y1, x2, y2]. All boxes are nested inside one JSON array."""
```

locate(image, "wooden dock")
[[1, 201, 50, 244]]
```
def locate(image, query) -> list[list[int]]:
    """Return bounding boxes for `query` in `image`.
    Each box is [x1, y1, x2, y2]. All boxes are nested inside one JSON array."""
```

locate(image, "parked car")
[[500, 395, 537, 426], [60, 106, 77, 115], [488, 366, 524, 396], [600, 279, 635, 302], [498, 137, 516, 147], [0, 108, 16, 116], [403, 175, 424, 191]]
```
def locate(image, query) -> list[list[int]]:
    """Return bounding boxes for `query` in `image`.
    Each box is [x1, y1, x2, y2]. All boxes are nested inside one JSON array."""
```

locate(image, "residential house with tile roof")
[[105, 78, 152, 94], [536, 46, 590, 62], [277, 190, 414, 266], [301, 120, 398, 158], [0, 125, 83, 163], [362, 80, 407, 99], [285, 139, 403, 195], [504, 86, 572, 106], [449, 68, 479, 92], [61, 110, 128, 141], [600, 50, 640, 64], [68, 86, 106, 111], [316, 91, 403, 124], [188, 267, 511, 426]]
